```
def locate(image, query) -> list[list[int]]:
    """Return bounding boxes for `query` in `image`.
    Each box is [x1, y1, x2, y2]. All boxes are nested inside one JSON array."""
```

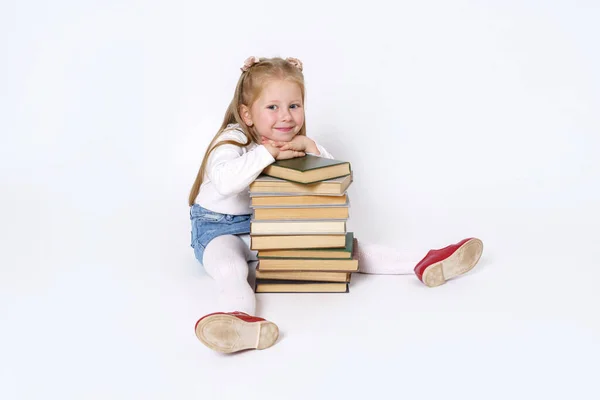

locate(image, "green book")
[[257, 232, 355, 259], [262, 154, 351, 184]]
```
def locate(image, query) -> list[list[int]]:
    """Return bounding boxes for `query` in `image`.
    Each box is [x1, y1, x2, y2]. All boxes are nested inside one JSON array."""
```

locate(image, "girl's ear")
[[239, 105, 253, 126]]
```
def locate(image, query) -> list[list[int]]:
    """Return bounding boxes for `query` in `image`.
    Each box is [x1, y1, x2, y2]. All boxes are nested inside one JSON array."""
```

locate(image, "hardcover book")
[[255, 269, 351, 283], [250, 234, 347, 250], [250, 219, 346, 235], [249, 174, 352, 196], [252, 206, 349, 221], [256, 254, 359, 272], [254, 280, 349, 293], [262, 154, 351, 184], [257, 233, 355, 259], [250, 194, 349, 207]]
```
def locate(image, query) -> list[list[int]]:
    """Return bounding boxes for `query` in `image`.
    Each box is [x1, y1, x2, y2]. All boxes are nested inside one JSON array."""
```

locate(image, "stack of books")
[[249, 154, 358, 293]]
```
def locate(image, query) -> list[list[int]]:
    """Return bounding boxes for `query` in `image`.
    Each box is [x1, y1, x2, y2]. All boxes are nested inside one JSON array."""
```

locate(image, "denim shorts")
[[189, 204, 251, 265]]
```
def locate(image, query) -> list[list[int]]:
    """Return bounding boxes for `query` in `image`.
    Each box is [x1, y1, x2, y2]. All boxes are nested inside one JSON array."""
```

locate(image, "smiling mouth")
[[275, 127, 294, 131]]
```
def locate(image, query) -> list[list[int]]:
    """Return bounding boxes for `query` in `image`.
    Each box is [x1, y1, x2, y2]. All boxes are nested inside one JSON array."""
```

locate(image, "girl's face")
[[242, 79, 304, 142]]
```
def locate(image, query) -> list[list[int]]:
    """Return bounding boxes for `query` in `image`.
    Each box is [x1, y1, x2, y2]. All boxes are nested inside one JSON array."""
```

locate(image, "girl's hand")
[[276, 149, 306, 160], [261, 137, 287, 149], [262, 136, 319, 154], [262, 141, 305, 160]]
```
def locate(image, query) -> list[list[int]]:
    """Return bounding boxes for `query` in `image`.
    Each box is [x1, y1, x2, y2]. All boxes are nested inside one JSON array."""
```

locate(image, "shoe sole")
[[195, 314, 279, 353], [422, 238, 484, 287]]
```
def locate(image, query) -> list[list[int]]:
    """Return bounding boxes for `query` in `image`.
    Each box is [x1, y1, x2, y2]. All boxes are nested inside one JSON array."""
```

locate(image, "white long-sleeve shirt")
[[194, 124, 335, 215]]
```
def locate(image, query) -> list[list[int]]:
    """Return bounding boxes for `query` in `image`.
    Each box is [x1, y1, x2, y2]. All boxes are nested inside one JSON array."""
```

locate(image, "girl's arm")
[[206, 137, 275, 197]]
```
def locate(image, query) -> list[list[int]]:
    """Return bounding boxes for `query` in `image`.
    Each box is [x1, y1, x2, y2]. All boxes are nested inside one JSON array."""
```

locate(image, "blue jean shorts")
[[190, 204, 251, 265]]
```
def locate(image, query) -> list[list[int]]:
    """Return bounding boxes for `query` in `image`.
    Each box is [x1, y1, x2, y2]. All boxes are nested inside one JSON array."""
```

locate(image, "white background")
[[1, 0, 599, 399]]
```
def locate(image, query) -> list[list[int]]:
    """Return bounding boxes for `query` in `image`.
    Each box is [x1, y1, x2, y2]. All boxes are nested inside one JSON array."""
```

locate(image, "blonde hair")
[[188, 57, 307, 206]]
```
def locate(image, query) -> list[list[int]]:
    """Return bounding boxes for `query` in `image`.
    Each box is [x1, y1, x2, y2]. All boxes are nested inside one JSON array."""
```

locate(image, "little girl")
[[188, 56, 484, 354]]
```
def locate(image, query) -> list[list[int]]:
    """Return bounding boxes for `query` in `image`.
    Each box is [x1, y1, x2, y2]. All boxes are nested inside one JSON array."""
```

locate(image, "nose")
[[280, 108, 292, 121]]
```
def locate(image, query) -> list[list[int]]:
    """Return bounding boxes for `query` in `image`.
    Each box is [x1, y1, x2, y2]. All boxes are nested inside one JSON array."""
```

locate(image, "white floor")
[[1, 190, 599, 400], [3, 1, 599, 398]]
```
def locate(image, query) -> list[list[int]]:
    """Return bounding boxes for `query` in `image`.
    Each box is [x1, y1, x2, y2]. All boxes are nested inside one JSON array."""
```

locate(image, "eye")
[[267, 105, 277, 110], [290, 104, 301, 109]]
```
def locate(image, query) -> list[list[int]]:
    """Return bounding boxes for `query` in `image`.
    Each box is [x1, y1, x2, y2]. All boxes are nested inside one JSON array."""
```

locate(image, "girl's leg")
[[196, 234, 278, 353], [355, 238, 484, 287], [202, 234, 257, 314], [355, 241, 420, 275], [237, 233, 258, 262]]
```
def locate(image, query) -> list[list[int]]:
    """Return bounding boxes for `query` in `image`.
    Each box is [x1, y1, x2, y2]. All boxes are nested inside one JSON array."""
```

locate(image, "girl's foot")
[[194, 311, 279, 353], [414, 238, 484, 287]]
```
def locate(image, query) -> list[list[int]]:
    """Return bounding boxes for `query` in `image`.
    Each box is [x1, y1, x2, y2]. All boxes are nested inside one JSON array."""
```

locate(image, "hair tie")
[[286, 57, 303, 71], [241, 56, 260, 72]]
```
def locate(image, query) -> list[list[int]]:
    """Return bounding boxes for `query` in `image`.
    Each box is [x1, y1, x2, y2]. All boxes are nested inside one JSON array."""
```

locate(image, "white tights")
[[202, 235, 258, 315], [201, 234, 423, 316]]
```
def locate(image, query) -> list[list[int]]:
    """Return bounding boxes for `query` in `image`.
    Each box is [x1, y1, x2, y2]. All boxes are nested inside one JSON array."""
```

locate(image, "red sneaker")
[[414, 238, 484, 287], [194, 311, 279, 353]]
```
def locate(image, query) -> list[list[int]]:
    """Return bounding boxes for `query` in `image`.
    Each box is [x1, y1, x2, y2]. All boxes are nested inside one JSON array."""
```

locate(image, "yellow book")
[[251, 194, 349, 207], [252, 206, 349, 221], [250, 234, 347, 250], [249, 174, 352, 196], [250, 220, 346, 235], [255, 269, 351, 283], [255, 280, 349, 293], [257, 256, 359, 272]]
